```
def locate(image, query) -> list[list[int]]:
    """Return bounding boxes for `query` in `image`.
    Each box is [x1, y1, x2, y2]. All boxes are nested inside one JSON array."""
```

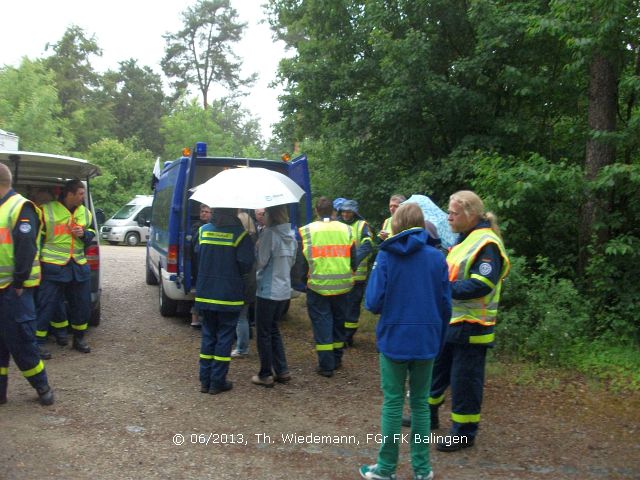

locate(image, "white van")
[[100, 195, 153, 246]]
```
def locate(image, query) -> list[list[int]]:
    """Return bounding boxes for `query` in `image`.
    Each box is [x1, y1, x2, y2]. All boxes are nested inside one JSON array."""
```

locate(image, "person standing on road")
[[337, 199, 373, 347], [359, 202, 451, 480], [377, 194, 406, 243], [251, 204, 297, 388], [35, 178, 95, 359], [195, 207, 254, 395], [0, 163, 54, 406], [429, 190, 510, 452], [298, 196, 356, 377], [190, 203, 211, 328]]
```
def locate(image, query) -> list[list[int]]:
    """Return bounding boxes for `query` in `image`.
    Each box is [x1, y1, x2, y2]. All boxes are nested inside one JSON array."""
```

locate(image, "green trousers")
[[377, 353, 434, 477]]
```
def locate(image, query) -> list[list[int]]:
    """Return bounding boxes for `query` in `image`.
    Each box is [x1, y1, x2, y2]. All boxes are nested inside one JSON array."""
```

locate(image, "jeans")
[[199, 310, 239, 389], [234, 304, 250, 354], [377, 353, 434, 477], [256, 297, 289, 378], [306, 290, 348, 372], [345, 281, 365, 342]]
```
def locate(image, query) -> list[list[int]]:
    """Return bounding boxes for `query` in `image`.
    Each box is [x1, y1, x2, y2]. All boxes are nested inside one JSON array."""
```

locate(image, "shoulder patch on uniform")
[[479, 262, 492, 276], [19, 223, 32, 234]]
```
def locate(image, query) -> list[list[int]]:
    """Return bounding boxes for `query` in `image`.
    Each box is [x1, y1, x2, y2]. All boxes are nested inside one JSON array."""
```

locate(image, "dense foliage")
[[266, 0, 640, 370]]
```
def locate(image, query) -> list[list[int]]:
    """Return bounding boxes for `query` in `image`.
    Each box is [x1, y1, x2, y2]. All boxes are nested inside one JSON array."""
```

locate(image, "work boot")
[[436, 433, 475, 452], [54, 333, 69, 346], [72, 336, 91, 353], [402, 414, 411, 428], [209, 381, 233, 395], [38, 345, 52, 360], [316, 367, 334, 378], [36, 385, 55, 406]]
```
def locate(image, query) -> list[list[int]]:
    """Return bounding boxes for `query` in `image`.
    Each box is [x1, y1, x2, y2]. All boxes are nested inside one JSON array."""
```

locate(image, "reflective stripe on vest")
[[299, 221, 353, 295], [0, 194, 42, 289], [351, 220, 372, 282], [41, 201, 91, 266], [377, 216, 392, 239], [446, 228, 510, 327]]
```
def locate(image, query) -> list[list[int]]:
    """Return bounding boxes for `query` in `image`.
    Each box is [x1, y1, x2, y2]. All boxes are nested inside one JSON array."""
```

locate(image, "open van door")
[[286, 153, 313, 230], [0, 150, 103, 326]]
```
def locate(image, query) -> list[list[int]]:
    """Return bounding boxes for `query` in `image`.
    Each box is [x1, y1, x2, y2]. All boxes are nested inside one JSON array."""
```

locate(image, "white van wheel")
[[159, 276, 178, 317], [125, 232, 140, 246]]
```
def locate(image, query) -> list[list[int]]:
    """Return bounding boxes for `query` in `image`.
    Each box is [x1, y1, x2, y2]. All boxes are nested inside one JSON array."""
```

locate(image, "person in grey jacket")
[[251, 204, 297, 388]]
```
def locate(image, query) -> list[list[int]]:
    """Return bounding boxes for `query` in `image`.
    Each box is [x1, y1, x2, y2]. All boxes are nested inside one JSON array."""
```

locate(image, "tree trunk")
[[578, 52, 617, 274]]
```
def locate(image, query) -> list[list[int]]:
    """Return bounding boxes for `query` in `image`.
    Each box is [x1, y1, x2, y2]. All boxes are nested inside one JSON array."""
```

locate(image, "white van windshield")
[[112, 205, 138, 219]]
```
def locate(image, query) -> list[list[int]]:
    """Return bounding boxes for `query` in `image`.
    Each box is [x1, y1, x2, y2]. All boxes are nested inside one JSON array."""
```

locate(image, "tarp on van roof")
[[0, 150, 101, 183]]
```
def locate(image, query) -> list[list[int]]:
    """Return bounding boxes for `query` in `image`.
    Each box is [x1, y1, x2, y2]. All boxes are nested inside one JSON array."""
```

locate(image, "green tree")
[[0, 58, 72, 153], [102, 59, 168, 156], [44, 25, 114, 151], [87, 138, 156, 218], [161, 0, 254, 108]]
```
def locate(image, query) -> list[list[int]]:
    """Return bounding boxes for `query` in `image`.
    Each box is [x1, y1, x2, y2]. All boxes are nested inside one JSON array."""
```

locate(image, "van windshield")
[[112, 205, 138, 219]]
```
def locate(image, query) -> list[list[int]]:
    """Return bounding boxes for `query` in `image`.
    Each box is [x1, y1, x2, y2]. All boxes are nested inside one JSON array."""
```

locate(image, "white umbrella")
[[190, 167, 305, 209]]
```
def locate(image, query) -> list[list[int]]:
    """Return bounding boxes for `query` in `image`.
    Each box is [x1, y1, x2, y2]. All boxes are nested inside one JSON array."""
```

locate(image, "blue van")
[[145, 144, 312, 316]]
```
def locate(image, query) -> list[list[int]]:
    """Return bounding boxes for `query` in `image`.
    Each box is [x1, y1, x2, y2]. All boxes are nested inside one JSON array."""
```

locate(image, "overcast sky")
[[0, 0, 287, 140]]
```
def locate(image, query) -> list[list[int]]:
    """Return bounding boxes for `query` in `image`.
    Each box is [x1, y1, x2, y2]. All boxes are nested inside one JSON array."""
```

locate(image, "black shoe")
[[55, 335, 69, 347], [37, 385, 55, 406], [0, 395, 6, 405], [38, 345, 52, 360], [200, 385, 209, 393], [209, 381, 233, 395], [316, 368, 334, 378], [346, 337, 354, 347], [72, 337, 91, 353], [436, 434, 474, 452], [402, 414, 411, 428]]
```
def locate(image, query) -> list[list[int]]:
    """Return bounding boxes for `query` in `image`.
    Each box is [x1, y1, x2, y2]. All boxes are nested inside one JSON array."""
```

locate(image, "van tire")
[[89, 299, 101, 327], [159, 277, 178, 317], [146, 255, 158, 285], [125, 232, 140, 246]]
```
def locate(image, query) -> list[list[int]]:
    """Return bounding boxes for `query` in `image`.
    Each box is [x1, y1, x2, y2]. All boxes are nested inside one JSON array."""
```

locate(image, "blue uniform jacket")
[[195, 214, 255, 313], [365, 228, 452, 361]]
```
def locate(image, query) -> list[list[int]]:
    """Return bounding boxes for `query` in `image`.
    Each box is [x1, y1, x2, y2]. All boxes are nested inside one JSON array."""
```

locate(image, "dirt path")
[[1, 246, 638, 480]]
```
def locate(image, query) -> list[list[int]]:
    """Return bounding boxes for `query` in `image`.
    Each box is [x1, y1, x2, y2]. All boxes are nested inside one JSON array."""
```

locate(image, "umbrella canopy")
[[190, 167, 305, 209], [403, 194, 457, 249]]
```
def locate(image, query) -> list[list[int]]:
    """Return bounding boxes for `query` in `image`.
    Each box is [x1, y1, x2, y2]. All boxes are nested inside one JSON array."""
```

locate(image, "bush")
[[497, 255, 591, 365]]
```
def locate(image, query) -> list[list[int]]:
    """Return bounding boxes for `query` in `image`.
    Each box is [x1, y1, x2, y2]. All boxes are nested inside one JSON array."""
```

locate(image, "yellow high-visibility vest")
[[447, 228, 510, 327], [0, 193, 42, 289], [40, 201, 92, 266], [299, 220, 354, 296], [350, 219, 372, 282]]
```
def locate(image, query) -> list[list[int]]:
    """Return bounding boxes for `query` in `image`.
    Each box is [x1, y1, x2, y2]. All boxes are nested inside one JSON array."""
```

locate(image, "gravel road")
[[1, 245, 639, 480]]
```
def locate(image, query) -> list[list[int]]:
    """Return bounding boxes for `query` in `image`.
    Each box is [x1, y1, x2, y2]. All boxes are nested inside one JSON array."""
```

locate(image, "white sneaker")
[[231, 349, 248, 358]]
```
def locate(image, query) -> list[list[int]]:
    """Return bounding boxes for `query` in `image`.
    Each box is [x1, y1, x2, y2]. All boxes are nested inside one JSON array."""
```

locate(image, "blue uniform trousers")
[[344, 281, 365, 342], [429, 341, 488, 438], [36, 275, 90, 344], [306, 290, 348, 372], [0, 288, 49, 399], [199, 310, 239, 390]]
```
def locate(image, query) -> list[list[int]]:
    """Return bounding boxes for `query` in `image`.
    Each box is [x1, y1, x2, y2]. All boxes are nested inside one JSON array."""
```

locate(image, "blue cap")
[[333, 197, 346, 211], [340, 199, 359, 214]]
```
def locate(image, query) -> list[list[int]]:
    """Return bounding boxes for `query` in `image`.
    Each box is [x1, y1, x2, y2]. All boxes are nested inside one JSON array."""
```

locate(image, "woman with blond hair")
[[428, 190, 510, 452], [360, 202, 451, 480]]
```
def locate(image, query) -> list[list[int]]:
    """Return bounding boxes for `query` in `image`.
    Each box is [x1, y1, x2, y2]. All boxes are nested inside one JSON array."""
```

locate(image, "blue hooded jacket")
[[365, 228, 452, 361]]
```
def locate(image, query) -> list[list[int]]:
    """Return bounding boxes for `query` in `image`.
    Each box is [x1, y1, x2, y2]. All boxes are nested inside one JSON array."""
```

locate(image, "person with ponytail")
[[426, 190, 510, 452]]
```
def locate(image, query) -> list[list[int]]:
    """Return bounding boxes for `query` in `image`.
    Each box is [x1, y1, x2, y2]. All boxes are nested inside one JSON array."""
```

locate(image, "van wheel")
[[89, 299, 101, 327], [146, 255, 158, 285], [159, 277, 178, 317], [125, 232, 140, 246]]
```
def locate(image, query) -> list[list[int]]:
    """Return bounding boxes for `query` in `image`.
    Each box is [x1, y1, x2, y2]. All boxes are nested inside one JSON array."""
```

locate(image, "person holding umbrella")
[[195, 207, 254, 395]]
